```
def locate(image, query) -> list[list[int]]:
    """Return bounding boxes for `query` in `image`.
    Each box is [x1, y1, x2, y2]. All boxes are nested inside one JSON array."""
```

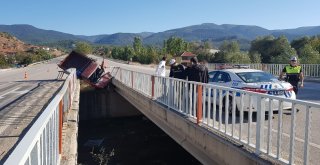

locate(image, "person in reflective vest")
[[279, 56, 304, 95]]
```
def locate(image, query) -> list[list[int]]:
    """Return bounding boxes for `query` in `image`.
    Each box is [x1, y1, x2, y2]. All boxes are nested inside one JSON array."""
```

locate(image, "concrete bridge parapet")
[[112, 79, 273, 165]]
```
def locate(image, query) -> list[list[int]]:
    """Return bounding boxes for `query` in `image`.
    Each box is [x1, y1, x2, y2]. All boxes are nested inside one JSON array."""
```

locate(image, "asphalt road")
[[0, 57, 65, 161]]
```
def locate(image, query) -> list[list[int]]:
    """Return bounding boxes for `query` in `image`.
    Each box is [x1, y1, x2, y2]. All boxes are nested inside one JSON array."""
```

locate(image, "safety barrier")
[[116, 67, 320, 165], [207, 63, 320, 78], [4, 69, 77, 165]]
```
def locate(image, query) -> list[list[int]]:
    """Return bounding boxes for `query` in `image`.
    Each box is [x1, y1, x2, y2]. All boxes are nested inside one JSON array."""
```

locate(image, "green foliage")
[[74, 42, 93, 55], [133, 37, 143, 54], [0, 54, 10, 68], [220, 41, 240, 53], [15, 52, 33, 65], [298, 44, 320, 64], [250, 35, 296, 63], [291, 36, 310, 51], [229, 52, 251, 63], [309, 36, 320, 53], [93, 45, 112, 58], [107, 34, 320, 66], [212, 41, 251, 63], [249, 51, 262, 63], [164, 37, 189, 56], [190, 41, 214, 62]]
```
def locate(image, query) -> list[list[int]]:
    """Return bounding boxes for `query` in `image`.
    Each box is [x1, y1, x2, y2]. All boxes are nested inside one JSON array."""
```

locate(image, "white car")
[[208, 69, 296, 113]]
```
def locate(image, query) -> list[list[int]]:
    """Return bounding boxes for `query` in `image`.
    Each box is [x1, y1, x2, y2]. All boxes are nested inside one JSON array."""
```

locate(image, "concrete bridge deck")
[[0, 80, 63, 161]]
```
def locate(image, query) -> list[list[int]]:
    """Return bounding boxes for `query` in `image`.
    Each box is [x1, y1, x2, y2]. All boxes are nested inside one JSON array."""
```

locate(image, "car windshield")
[[236, 72, 278, 83]]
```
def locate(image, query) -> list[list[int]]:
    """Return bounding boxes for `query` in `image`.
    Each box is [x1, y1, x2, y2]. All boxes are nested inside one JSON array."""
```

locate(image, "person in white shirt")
[[155, 56, 166, 77]]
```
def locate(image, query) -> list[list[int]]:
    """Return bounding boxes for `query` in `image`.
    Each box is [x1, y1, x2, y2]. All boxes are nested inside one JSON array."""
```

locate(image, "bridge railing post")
[[197, 84, 203, 124], [256, 95, 265, 154], [151, 75, 155, 99], [59, 100, 63, 154], [131, 71, 134, 88]]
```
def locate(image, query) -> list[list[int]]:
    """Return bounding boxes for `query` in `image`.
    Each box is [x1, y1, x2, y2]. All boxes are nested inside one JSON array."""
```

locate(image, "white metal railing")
[[4, 69, 77, 165], [115, 67, 320, 165], [207, 63, 320, 78]]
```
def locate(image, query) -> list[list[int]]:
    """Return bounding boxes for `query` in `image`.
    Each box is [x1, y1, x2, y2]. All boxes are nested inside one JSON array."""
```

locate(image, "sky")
[[1, 0, 320, 36]]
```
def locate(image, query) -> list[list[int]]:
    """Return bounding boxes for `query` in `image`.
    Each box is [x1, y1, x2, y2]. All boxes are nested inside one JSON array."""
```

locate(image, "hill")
[[0, 24, 82, 44], [0, 32, 34, 54], [0, 32, 63, 57], [1, 23, 320, 49]]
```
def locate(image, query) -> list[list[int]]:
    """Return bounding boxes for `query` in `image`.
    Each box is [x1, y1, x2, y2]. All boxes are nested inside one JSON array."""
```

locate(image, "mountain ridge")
[[0, 23, 319, 48]]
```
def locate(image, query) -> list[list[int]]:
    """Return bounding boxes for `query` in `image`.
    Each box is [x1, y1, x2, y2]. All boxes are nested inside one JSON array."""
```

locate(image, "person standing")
[[169, 59, 186, 79], [279, 56, 304, 95], [186, 57, 209, 83], [155, 57, 166, 77]]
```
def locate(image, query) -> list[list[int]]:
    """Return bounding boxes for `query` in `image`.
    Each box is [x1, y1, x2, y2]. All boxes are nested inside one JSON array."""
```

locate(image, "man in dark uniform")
[[186, 57, 209, 83], [279, 56, 304, 95], [169, 59, 186, 79]]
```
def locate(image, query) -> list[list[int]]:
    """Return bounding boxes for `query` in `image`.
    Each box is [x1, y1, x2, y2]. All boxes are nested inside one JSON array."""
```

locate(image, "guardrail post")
[[131, 71, 134, 88], [197, 84, 203, 124], [256, 96, 265, 154], [119, 69, 122, 82], [59, 100, 63, 154], [151, 75, 155, 99], [68, 81, 72, 111]]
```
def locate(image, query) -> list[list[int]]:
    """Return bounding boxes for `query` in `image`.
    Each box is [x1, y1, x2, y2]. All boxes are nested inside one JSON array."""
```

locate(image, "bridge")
[[1, 56, 320, 165]]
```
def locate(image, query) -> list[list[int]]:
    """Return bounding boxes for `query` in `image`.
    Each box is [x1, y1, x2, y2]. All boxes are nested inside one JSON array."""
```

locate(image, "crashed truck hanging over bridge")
[[58, 51, 116, 88]]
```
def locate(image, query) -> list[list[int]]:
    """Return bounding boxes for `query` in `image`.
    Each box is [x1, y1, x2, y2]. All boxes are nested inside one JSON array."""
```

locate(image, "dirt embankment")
[[0, 32, 63, 56], [0, 32, 33, 54]]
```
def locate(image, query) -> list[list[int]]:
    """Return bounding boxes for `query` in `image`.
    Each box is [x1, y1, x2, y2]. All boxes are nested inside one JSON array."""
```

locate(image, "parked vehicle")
[[58, 51, 117, 88], [208, 68, 296, 113]]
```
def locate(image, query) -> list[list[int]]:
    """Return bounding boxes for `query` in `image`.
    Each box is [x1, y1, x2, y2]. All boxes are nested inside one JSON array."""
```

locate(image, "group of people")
[[155, 56, 208, 83], [156, 55, 304, 95]]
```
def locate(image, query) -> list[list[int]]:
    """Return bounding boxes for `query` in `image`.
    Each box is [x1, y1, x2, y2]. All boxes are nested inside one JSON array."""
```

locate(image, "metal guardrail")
[[207, 63, 320, 78], [116, 67, 320, 165], [4, 69, 77, 165]]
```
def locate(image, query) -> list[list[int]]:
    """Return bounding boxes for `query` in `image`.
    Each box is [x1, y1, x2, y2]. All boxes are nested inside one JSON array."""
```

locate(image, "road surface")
[[0, 57, 65, 161]]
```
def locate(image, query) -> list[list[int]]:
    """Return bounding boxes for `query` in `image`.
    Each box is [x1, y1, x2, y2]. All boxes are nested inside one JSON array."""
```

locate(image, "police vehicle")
[[208, 68, 295, 113]]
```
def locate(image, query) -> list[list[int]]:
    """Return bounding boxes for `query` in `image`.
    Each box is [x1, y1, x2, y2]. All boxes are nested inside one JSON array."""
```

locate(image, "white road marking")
[[0, 88, 21, 99]]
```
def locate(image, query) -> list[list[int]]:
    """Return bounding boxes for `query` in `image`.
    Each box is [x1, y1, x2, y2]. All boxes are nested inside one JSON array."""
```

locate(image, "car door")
[[209, 71, 232, 105], [211, 71, 232, 87]]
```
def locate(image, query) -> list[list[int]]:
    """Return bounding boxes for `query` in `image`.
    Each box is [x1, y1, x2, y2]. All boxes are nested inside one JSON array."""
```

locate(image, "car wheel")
[[223, 96, 238, 116]]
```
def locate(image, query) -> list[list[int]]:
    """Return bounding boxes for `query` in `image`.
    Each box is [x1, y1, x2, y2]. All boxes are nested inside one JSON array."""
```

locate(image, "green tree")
[[74, 42, 93, 55], [138, 46, 155, 64], [133, 37, 143, 54], [204, 40, 213, 49], [250, 35, 296, 63], [291, 36, 310, 51], [122, 46, 134, 61], [229, 52, 251, 63], [164, 37, 189, 56], [310, 36, 320, 53], [133, 37, 144, 61], [298, 44, 320, 64], [111, 47, 123, 59], [249, 51, 262, 63], [0, 54, 9, 68]]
